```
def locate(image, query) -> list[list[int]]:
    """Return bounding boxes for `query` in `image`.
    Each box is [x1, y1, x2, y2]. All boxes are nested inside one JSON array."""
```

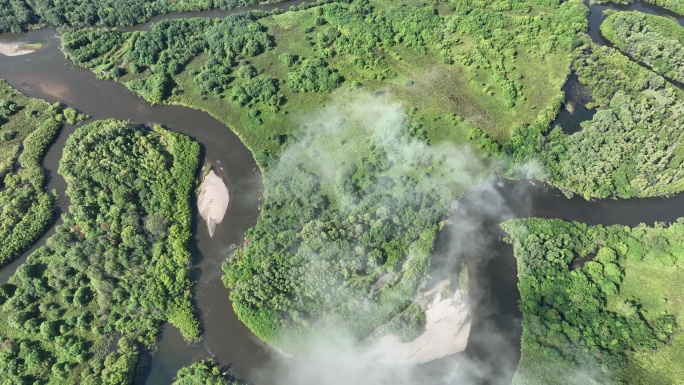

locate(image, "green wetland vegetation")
[[61, 0, 588, 351], [0, 80, 61, 268], [602, 10, 684, 84], [503, 218, 684, 385], [0, 0, 287, 33], [4, 0, 684, 383], [0, 119, 200, 383]]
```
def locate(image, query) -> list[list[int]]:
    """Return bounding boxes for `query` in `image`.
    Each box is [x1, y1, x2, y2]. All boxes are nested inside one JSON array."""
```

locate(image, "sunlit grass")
[[616, 253, 684, 384]]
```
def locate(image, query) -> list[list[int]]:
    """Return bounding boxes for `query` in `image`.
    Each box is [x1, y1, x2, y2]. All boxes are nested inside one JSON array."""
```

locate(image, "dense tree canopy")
[[16, 0, 684, 383], [0, 0, 33, 33], [222, 106, 462, 349], [602, 11, 684, 84], [0, 0, 285, 32], [0, 119, 200, 383], [59, 0, 596, 352], [503, 218, 684, 384], [0, 81, 62, 268], [173, 360, 244, 385], [507, 44, 684, 199]]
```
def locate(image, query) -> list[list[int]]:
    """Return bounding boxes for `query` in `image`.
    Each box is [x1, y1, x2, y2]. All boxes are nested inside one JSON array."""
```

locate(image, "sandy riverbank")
[[276, 279, 471, 367], [0, 42, 38, 56], [197, 169, 229, 237], [360, 280, 471, 365]]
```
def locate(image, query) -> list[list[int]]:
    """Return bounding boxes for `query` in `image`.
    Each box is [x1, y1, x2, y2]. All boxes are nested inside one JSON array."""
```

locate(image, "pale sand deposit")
[[275, 280, 471, 368], [197, 170, 229, 237], [0, 42, 38, 56], [360, 281, 471, 365]]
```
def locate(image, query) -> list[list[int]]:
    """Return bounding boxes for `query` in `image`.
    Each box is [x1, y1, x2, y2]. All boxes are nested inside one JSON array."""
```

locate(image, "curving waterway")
[[1, 1, 684, 384]]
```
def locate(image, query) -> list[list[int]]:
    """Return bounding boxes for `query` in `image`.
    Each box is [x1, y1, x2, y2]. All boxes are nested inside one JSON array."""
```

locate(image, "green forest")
[[502, 218, 684, 385], [0, 119, 200, 384], [5, 0, 684, 383], [509, 43, 684, 199], [0, 80, 61, 268], [602, 11, 684, 84], [173, 360, 243, 385], [0, 0, 33, 33], [0, 0, 286, 33], [222, 99, 459, 347], [59, 0, 589, 351], [56, 0, 684, 359]]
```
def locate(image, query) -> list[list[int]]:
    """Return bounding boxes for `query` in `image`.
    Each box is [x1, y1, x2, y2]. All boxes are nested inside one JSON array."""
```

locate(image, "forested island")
[[2, 0, 684, 383], [173, 360, 243, 385], [0, 80, 62, 267], [0, 117, 200, 383]]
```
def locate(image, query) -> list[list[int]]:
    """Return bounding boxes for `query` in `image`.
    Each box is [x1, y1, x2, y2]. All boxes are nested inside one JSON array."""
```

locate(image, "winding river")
[[1, 1, 684, 384]]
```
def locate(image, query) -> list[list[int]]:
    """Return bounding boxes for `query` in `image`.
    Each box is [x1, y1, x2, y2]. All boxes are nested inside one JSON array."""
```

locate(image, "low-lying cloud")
[[245, 89, 539, 385]]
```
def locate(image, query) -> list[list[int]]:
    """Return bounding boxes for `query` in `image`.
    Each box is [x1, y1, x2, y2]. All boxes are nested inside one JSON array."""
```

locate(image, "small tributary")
[[1, 1, 684, 384], [585, 0, 684, 46]]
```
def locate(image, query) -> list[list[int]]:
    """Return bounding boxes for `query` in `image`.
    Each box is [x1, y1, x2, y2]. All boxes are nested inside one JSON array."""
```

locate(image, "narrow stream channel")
[[585, 0, 684, 46], [1, 1, 684, 384]]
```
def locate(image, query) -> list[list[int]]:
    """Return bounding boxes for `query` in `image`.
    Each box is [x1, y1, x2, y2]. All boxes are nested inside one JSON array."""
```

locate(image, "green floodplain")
[[0, 80, 60, 268], [2, 0, 684, 383]]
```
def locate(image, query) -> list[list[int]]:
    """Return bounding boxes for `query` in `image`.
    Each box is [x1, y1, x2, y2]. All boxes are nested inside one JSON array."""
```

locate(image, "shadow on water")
[[2, 1, 684, 384], [551, 73, 596, 135]]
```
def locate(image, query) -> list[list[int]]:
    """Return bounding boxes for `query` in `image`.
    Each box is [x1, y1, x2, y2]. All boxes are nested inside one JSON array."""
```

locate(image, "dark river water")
[[1, 1, 684, 384]]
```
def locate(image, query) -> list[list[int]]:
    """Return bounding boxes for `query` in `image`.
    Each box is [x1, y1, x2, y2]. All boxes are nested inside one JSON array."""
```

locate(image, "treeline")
[[0, 119, 200, 383], [602, 11, 684, 84], [0, 80, 61, 268], [0, 0, 285, 32], [62, 12, 288, 107], [502, 218, 680, 384], [173, 360, 244, 385]]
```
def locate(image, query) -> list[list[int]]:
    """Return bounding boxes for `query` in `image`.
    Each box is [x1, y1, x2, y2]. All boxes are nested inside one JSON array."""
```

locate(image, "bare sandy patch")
[[197, 169, 229, 237], [359, 280, 471, 365], [0, 42, 38, 56]]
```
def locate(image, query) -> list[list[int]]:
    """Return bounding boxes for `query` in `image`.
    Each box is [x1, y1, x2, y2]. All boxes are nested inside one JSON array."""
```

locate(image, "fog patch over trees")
[[224, 91, 542, 384]]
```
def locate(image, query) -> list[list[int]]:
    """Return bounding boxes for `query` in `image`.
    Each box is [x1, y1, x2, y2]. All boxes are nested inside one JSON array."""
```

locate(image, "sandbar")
[[360, 280, 471, 365], [197, 169, 229, 237], [0, 42, 38, 56]]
